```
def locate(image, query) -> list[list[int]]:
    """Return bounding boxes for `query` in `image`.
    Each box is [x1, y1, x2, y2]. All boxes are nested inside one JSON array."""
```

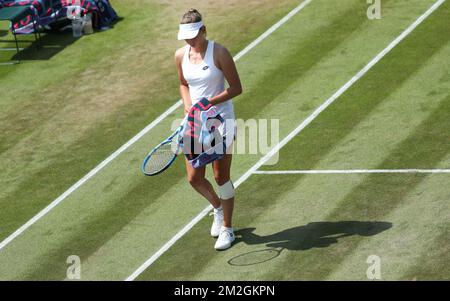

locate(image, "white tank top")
[[182, 40, 234, 117]]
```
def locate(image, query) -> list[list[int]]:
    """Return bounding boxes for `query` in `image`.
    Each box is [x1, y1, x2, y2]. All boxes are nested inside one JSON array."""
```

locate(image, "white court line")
[[125, 0, 446, 281], [0, 0, 313, 252], [0, 48, 24, 51], [253, 169, 450, 174]]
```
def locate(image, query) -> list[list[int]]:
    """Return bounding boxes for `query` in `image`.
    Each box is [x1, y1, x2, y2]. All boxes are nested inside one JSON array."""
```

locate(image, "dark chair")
[[0, 4, 42, 64]]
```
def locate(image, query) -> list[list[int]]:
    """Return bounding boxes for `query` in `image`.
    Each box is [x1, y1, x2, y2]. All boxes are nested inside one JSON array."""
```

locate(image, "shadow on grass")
[[0, 31, 77, 61], [228, 221, 392, 266], [11, 32, 77, 61], [3, 16, 124, 61], [236, 221, 392, 250]]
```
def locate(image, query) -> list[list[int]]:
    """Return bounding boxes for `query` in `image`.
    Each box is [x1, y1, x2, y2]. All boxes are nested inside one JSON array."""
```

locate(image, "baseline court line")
[[253, 169, 450, 174]]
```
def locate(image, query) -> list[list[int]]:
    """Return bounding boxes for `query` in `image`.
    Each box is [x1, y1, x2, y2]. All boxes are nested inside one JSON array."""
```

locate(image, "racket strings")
[[144, 143, 176, 175]]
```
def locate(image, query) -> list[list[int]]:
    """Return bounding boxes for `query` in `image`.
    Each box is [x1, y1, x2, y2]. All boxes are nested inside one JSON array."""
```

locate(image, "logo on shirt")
[[203, 66, 210, 71]]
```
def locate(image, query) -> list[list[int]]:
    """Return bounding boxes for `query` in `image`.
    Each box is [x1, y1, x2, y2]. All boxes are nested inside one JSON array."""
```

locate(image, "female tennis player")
[[175, 9, 242, 250]]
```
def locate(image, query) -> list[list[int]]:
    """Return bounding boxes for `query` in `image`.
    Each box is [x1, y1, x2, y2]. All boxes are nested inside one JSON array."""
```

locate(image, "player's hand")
[[188, 98, 212, 115]]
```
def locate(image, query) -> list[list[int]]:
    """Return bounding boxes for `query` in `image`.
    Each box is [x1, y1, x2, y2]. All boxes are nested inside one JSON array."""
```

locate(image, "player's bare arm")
[[209, 43, 243, 106], [175, 47, 192, 114]]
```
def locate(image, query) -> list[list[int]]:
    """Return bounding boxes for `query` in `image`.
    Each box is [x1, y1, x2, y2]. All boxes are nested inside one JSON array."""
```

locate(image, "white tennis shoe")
[[210, 207, 223, 237], [214, 226, 235, 250]]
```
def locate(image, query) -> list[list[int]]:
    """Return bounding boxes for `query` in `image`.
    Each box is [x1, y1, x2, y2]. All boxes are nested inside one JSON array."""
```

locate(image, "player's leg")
[[185, 158, 224, 238], [185, 158, 221, 209], [212, 153, 234, 227], [212, 153, 235, 250]]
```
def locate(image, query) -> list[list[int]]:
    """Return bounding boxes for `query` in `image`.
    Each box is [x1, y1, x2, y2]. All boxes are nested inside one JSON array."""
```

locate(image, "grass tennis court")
[[0, 0, 449, 280]]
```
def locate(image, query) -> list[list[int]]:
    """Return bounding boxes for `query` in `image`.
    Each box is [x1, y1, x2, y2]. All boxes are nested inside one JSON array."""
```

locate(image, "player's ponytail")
[[180, 8, 202, 24]]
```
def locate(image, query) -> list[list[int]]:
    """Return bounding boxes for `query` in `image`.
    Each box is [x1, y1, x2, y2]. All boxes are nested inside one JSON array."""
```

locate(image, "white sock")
[[214, 206, 223, 213], [221, 226, 233, 232]]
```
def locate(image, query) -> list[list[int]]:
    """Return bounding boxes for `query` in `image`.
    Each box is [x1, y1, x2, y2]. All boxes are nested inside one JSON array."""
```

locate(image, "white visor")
[[178, 21, 204, 40]]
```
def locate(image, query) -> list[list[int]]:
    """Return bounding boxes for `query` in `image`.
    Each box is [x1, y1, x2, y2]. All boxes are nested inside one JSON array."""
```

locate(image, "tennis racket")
[[141, 117, 187, 176]]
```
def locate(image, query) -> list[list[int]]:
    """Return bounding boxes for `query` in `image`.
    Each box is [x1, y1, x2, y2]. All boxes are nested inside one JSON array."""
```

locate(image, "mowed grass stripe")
[[325, 170, 450, 280], [402, 226, 450, 280], [136, 0, 449, 280]]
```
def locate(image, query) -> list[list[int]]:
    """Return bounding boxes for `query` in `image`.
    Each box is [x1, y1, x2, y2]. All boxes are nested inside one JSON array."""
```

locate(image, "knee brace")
[[218, 180, 235, 200]]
